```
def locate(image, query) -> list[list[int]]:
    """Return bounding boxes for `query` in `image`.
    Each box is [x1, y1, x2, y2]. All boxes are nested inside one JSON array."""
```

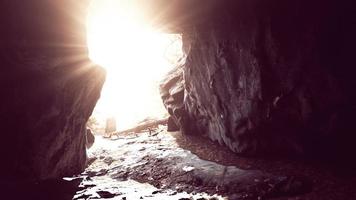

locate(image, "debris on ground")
[[103, 117, 168, 139], [74, 127, 310, 200]]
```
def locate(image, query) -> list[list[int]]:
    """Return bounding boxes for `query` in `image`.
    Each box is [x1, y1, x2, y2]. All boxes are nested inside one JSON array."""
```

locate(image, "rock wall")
[[162, 0, 356, 156], [159, 63, 185, 131], [0, 1, 105, 180]]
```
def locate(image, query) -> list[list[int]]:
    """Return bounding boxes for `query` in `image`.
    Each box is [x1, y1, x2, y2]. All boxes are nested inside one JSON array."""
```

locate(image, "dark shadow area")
[[172, 131, 356, 199], [0, 179, 82, 200]]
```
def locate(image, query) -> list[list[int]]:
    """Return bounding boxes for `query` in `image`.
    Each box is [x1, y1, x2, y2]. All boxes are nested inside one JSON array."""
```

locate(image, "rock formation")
[[86, 129, 95, 149], [159, 63, 185, 132], [159, 0, 356, 157], [0, 1, 105, 181]]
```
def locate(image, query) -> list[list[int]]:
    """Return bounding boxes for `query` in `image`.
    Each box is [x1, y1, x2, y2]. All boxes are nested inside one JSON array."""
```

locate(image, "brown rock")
[[0, 0, 105, 181], [86, 129, 95, 149]]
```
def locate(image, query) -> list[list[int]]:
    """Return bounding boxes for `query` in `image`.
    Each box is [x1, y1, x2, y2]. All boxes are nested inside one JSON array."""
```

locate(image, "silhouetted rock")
[[0, 0, 105, 181], [86, 129, 95, 149]]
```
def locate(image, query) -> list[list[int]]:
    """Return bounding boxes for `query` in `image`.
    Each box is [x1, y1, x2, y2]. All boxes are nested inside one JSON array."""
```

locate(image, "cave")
[[1, 0, 356, 199]]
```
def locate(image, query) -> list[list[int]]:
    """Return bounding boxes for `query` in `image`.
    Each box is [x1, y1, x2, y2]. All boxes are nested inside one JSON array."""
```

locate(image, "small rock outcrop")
[[86, 129, 95, 149], [159, 63, 185, 132]]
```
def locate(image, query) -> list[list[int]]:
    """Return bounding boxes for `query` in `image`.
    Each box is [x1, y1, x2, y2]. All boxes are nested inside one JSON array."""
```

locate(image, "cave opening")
[[3, 0, 356, 199], [86, 0, 183, 135]]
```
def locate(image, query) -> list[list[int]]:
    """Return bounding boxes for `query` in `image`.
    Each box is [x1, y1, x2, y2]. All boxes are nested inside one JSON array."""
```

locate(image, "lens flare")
[[86, 0, 182, 131]]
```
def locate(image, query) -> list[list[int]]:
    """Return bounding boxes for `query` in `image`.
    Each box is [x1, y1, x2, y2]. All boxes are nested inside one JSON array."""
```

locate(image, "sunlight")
[[86, 0, 182, 132]]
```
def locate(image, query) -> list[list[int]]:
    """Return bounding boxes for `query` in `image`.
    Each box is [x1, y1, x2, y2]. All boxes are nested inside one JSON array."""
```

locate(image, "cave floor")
[[77, 128, 292, 200], [68, 126, 355, 200], [7, 127, 356, 200]]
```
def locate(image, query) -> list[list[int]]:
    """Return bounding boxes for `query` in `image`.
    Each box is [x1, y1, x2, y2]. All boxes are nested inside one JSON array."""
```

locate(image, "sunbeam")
[[86, 0, 182, 132]]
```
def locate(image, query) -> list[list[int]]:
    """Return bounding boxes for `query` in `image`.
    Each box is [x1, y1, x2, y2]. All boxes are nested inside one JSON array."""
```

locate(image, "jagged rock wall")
[[161, 0, 356, 156], [0, 1, 105, 180], [159, 63, 185, 132]]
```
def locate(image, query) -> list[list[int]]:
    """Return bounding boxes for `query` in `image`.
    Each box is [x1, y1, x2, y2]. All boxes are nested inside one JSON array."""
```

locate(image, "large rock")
[[159, 63, 185, 131], [0, 0, 105, 181], [160, 0, 356, 157]]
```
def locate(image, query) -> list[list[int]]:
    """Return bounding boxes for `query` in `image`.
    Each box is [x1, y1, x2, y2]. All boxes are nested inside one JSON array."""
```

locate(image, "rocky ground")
[[70, 126, 312, 200], [4, 126, 356, 200]]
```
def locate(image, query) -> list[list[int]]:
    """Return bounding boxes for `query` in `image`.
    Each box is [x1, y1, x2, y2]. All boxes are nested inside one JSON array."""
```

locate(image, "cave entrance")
[[86, 0, 182, 135]]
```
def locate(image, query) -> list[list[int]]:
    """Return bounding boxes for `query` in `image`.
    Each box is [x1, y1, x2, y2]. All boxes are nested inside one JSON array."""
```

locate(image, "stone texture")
[[159, 63, 185, 132], [161, 0, 356, 156], [86, 129, 95, 149], [0, 0, 105, 181]]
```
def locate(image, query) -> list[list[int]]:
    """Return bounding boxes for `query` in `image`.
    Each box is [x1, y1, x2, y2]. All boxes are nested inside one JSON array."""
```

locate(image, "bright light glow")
[[87, 0, 182, 131]]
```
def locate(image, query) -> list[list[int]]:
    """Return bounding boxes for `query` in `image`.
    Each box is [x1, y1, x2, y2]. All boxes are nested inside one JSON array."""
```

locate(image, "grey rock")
[[159, 63, 185, 132], [160, 0, 356, 157]]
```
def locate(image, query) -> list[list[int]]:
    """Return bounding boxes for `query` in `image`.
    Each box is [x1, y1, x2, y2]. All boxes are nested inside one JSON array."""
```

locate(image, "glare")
[[86, 0, 182, 131]]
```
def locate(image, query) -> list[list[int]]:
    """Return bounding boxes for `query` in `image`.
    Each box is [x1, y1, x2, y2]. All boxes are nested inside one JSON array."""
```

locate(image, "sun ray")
[[87, 0, 182, 132]]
